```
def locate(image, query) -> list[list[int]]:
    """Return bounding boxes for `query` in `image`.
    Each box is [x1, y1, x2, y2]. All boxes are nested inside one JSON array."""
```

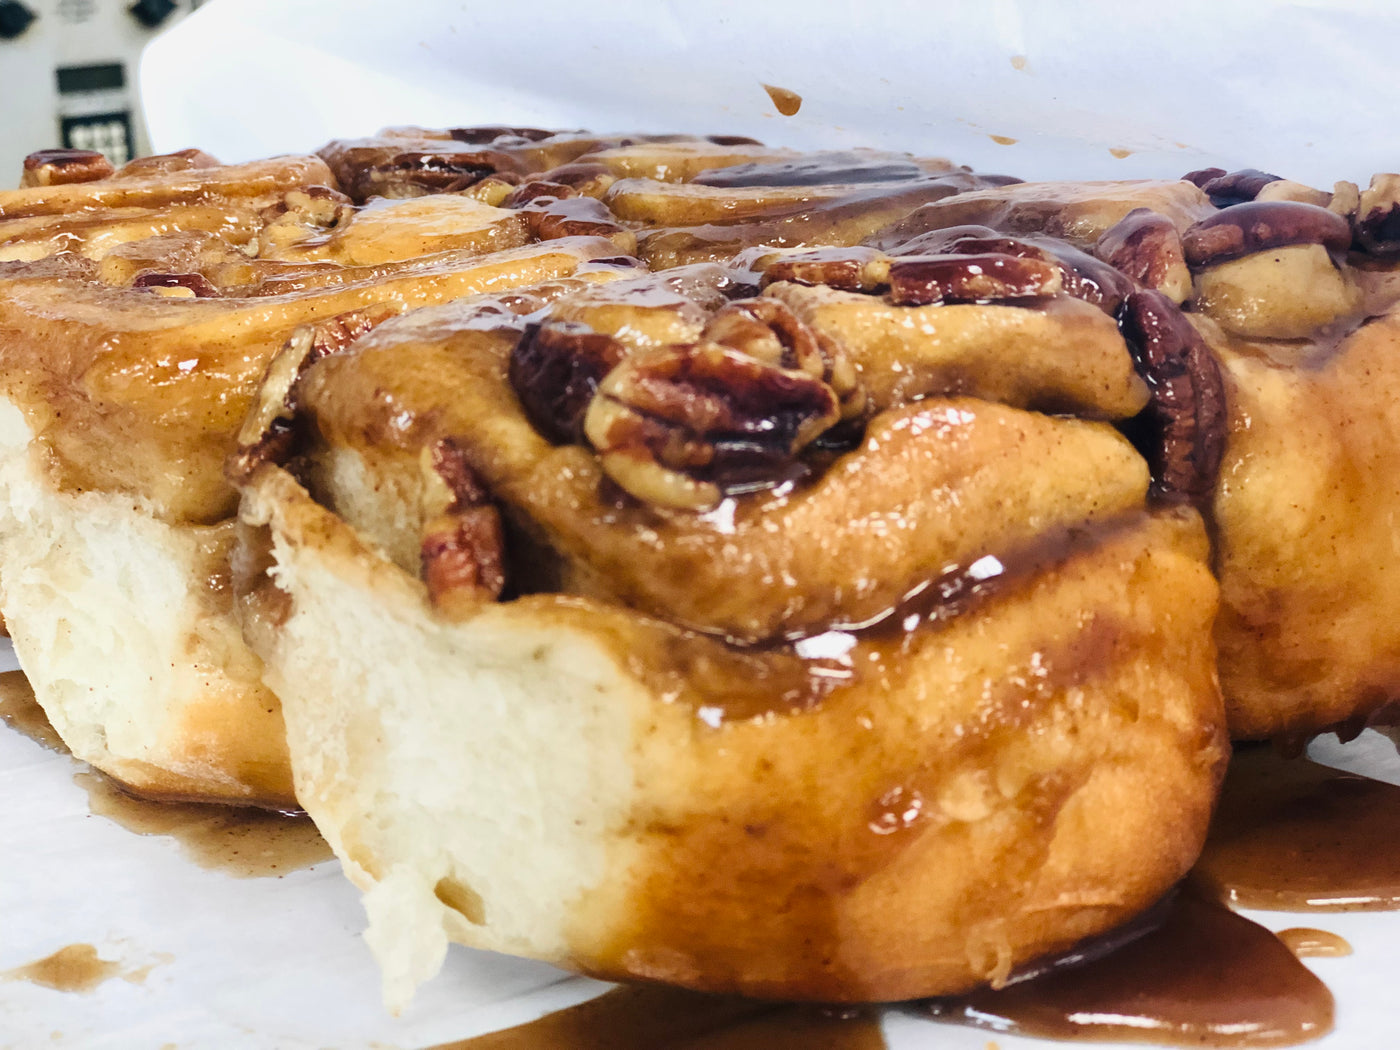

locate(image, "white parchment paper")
[[9, 3, 1400, 1045]]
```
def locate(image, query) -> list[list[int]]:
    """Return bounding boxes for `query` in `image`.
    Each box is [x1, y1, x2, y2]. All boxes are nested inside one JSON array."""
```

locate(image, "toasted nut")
[[583, 342, 840, 510], [447, 126, 557, 145], [510, 322, 629, 444], [1182, 167, 1227, 189], [353, 148, 525, 201], [20, 148, 114, 187], [534, 161, 616, 198], [420, 437, 505, 616], [132, 272, 220, 297], [1329, 180, 1361, 220], [1197, 168, 1282, 205], [1181, 201, 1352, 267], [761, 246, 891, 292], [117, 148, 220, 177], [703, 298, 866, 419], [230, 306, 397, 480], [884, 225, 1133, 313], [1095, 208, 1192, 303], [517, 196, 637, 254], [1352, 174, 1400, 254], [503, 180, 578, 206], [1117, 290, 1227, 506], [887, 253, 1062, 306]]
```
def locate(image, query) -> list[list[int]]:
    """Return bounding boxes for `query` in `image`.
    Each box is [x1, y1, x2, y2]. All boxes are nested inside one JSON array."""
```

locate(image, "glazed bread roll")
[[0, 141, 634, 803], [233, 224, 1227, 1006]]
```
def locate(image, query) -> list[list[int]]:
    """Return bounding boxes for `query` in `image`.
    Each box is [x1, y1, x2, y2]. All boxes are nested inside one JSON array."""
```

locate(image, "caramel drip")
[[75, 771, 332, 878], [433, 986, 884, 1049], [1193, 746, 1400, 910], [925, 891, 1333, 1047], [762, 85, 803, 117], [1277, 929, 1352, 959], [0, 670, 66, 753]]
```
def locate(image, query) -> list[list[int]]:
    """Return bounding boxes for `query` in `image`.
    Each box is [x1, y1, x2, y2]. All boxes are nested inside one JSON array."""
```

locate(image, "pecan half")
[[517, 196, 636, 253], [1117, 290, 1227, 506], [118, 148, 220, 177], [510, 322, 628, 445], [1352, 174, 1400, 255], [448, 126, 557, 145], [583, 343, 840, 510], [761, 246, 890, 293], [133, 272, 220, 297], [884, 225, 1133, 313], [1181, 201, 1352, 267], [1182, 167, 1226, 189], [1095, 208, 1192, 302], [229, 306, 397, 480], [1195, 168, 1283, 207], [420, 437, 505, 617], [702, 298, 865, 419], [20, 148, 113, 187], [887, 253, 1062, 306]]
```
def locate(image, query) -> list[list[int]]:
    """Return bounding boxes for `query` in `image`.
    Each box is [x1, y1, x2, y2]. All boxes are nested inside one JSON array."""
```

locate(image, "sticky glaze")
[[926, 892, 1333, 1047], [0, 670, 66, 753], [1193, 746, 1400, 910], [75, 771, 332, 877], [434, 985, 885, 1049]]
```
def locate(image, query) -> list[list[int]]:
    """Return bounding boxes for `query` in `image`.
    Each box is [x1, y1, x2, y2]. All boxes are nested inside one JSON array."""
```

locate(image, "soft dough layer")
[[0, 397, 293, 804], [242, 463, 1226, 1008]]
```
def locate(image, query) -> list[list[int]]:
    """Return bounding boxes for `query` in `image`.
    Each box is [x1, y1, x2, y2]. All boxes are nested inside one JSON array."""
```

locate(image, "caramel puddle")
[[4, 944, 122, 993], [1277, 929, 1352, 959], [1193, 745, 1400, 910], [434, 986, 884, 1049], [0, 670, 66, 753], [925, 891, 1333, 1047], [75, 771, 332, 878]]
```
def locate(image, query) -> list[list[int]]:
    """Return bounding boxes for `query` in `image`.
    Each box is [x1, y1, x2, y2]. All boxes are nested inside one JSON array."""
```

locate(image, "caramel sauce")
[[0, 670, 66, 753], [989, 135, 1018, 146], [75, 771, 332, 878], [762, 85, 803, 117], [435, 986, 884, 1049], [1277, 929, 1351, 959], [926, 892, 1333, 1046], [3, 944, 122, 993], [1192, 746, 1400, 910], [1110, 148, 1134, 159]]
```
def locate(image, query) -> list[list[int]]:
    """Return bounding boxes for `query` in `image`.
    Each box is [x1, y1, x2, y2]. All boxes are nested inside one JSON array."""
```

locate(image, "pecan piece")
[[1181, 201, 1352, 267], [132, 272, 220, 297], [761, 246, 890, 293], [20, 148, 113, 187], [510, 322, 628, 444], [118, 148, 220, 177], [1352, 174, 1400, 255], [1196, 168, 1283, 207], [583, 343, 840, 510], [1095, 208, 1192, 303], [420, 438, 505, 617], [448, 126, 557, 145], [1182, 167, 1227, 189], [885, 226, 1133, 313], [1117, 290, 1227, 506], [230, 306, 397, 480], [517, 196, 636, 253], [887, 253, 1062, 306], [702, 298, 865, 419]]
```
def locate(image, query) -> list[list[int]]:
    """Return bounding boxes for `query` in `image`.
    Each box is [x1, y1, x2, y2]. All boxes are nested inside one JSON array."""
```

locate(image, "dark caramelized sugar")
[[435, 986, 884, 1049], [1193, 746, 1400, 910], [75, 771, 332, 877], [926, 892, 1333, 1047], [0, 670, 67, 753]]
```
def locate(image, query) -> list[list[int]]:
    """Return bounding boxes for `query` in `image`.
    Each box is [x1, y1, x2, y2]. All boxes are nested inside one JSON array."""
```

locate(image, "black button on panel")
[[128, 0, 176, 28], [0, 0, 37, 40]]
